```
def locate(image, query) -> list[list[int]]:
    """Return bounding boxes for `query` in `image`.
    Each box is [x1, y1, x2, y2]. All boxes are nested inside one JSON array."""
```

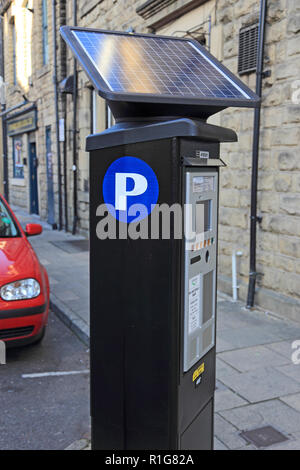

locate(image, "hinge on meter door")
[[181, 156, 227, 167]]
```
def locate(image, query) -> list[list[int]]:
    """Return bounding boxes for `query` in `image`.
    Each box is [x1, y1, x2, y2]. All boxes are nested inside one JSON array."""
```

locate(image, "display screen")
[[196, 200, 212, 234]]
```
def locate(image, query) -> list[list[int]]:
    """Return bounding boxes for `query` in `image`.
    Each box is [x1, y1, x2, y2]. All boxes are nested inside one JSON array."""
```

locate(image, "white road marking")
[[22, 370, 89, 379]]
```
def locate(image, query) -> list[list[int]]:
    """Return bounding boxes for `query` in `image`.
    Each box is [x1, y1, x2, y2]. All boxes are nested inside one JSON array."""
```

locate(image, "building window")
[[13, 137, 24, 179], [42, 0, 49, 65], [238, 23, 259, 75], [12, 21, 17, 85]]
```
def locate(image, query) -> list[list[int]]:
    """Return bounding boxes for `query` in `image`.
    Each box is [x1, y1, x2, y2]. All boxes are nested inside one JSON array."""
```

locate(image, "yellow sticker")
[[192, 362, 205, 382]]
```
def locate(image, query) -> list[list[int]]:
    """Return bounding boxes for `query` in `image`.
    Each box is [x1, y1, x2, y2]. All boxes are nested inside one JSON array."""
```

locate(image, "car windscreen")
[[0, 199, 20, 238]]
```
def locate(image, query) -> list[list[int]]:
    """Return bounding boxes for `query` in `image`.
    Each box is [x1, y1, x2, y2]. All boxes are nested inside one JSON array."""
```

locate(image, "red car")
[[0, 195, 49, 347]]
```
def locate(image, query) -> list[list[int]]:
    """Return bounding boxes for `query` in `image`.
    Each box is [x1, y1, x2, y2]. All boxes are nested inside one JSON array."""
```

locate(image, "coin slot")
[[191, 255, 201, 265]]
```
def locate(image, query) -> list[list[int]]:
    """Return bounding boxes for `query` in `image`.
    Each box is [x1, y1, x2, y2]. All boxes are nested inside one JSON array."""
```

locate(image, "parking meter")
[[61, 27, 259, 450]]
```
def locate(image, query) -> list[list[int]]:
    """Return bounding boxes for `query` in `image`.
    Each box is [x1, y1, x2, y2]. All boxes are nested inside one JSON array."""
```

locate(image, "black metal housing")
[[88, 120, 236, 450]]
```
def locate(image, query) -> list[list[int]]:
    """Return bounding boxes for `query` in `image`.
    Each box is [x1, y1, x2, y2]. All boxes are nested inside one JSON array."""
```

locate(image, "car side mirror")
[[25, 223, 43, 237]]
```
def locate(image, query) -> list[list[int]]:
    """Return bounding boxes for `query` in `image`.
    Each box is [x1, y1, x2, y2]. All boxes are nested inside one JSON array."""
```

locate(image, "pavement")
[[12, 206, 300, 450]]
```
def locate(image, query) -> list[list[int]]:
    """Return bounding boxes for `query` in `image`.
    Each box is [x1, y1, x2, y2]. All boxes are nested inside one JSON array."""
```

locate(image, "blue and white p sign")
[[102, 156, 159, 223]]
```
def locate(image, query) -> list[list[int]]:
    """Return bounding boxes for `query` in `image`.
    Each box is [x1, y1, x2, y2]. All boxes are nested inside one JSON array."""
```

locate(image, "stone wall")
[[214, 0, 300, 321]]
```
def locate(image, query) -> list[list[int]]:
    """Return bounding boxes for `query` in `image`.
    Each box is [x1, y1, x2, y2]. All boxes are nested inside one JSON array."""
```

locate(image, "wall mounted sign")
[[7, 108, 37, 137]]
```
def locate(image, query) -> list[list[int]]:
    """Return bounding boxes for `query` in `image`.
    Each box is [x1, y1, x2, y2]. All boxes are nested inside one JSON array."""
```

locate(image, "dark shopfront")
[[6, 106, 39, 215]]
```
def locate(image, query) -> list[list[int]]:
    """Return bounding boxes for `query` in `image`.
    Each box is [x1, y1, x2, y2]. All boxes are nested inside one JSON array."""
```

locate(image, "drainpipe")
[[52, 0, 63, 230], [1, 106, 8, 201], [0, 16, 8, 201], [246, 0, 267, 309], [72, 0, 78, 235], [57, 0, 68, 232]]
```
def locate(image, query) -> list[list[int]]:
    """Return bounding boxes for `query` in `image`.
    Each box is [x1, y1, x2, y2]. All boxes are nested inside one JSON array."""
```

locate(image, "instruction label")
[[188, 275, 200, 334], [193, 176, 214, 193]]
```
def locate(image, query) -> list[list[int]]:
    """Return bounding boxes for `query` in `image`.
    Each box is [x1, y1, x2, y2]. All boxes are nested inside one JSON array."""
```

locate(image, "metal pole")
[[246, 0, 267, 308], [0, 16, 8, 201], [72, 0, 78, 235], [52, 0, 63, 230], [1, 107, 8, 201], [63, 97, 68, 232]]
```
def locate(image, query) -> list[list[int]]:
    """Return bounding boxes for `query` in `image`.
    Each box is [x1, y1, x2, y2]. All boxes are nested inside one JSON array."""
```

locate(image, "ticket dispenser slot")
[[184, 170, 217, 372]]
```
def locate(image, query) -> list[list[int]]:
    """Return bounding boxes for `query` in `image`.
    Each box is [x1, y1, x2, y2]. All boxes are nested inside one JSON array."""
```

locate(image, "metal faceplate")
[[183, 170, 218, 372]]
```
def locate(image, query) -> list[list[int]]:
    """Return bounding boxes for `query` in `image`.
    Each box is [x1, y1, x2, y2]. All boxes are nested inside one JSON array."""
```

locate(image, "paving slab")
[[218, 345, 290, 373], [216, 337, 235, 353], [275, 364, 300, 384], [213, 437, 228, 450], [280, 393, 300, 413], [215, 388, 248, 412], [214, 414, 246, 449], [219, 399, 300, 435], [219, 324, 300, 351], [265, 340, 298, 360], [216, 357, 240, 381], [219, 366, 300, 403]]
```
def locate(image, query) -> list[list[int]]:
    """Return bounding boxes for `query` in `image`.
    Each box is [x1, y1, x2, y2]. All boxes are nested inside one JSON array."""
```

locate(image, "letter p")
[[115, 173, 148, 211]]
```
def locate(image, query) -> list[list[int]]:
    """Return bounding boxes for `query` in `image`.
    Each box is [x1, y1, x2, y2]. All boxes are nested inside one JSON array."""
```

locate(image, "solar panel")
[[71, 30, 249, 100], [61, 27, 259, 119]]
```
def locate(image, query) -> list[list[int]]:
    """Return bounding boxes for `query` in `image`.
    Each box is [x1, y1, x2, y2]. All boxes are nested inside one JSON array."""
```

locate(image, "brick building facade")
[[0, 0, 299, 321]]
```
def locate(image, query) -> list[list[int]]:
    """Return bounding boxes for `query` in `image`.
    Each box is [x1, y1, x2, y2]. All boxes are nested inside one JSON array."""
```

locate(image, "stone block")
[[220, 399, 300, 434], [287, 15, 300, 34], [220, 367, 300, 403], [274, 174, 292, 192], [272, 128, 300, 146], [219, 345, 290, 373], [278, 151, 299, 170], [280, 195, 300, 216]]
